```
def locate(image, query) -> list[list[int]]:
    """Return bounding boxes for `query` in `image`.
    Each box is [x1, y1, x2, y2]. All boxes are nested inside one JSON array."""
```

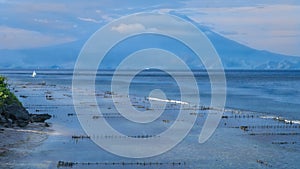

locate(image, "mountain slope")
[[175, 13, 300, 69]]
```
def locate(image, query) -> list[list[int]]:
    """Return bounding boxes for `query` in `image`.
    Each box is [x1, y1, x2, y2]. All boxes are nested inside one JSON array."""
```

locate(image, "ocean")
[[1, 69, 299, 168], [3, 69, 298, 120]]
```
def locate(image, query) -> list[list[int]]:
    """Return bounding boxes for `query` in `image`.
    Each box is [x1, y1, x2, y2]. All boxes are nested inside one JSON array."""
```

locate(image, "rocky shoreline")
[[0, 75, 51, 128], [0, 75, 52, 167], [0, 102, 51, 128]]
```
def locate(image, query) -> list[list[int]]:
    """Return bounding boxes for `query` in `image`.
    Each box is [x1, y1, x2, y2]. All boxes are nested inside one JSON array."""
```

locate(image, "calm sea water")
[[1, 69, 299, 120], [1, 69, 300, 168]]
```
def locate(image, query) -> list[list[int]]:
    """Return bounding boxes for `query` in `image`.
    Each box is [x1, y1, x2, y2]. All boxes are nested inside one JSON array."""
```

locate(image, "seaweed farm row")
[[71, 134, 161, 140], [57, 161, 186, 168]]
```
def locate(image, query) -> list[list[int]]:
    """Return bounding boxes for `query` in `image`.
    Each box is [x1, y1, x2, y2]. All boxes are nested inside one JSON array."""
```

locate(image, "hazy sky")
[[0, 0, 299, 56]]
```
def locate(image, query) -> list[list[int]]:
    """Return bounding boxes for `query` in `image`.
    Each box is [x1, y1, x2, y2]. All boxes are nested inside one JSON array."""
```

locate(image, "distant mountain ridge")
[[1, 14, 299, 69], [174, 12, 300, 70]]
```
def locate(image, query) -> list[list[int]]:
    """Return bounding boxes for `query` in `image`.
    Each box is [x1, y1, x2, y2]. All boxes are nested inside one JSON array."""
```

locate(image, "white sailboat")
[[32, 70, 37, 78]]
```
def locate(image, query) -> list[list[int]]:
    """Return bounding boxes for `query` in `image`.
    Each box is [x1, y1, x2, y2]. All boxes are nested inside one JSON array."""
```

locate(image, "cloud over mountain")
[[0, 0, 299, 69]]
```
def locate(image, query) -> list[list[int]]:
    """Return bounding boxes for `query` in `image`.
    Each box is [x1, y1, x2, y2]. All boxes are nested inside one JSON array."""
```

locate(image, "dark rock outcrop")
[[1, 103, 30, 127], [30, 114, 51, 123], [5, 103, 30, 121], [0, 103, 51, 127]]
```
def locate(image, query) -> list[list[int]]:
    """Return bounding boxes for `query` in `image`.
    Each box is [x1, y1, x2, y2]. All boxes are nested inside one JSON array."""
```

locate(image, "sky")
[[0, 0, 299, 57]]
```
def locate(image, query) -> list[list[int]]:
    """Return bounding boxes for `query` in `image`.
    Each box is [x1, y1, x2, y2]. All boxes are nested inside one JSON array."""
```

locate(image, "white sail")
[[32, 70, 37, 78]]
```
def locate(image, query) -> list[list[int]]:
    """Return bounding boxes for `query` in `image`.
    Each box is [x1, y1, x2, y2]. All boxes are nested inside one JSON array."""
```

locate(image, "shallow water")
[[1, 69, 300, 168]]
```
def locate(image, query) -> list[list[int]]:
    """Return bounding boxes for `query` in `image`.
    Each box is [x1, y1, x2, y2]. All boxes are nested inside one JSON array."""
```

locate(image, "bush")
[[0, 76, 7, 88], [0, 76, 21, 108]]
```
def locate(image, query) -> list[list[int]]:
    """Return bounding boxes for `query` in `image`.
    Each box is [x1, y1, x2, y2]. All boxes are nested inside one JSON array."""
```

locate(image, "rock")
[[19, 95, 28, 98], [3, 122, 12, 128], [4, 103, 30, 122], [44, 122, 50, 127], [2, 103, 30, 127], [30, 114, 51, 123], [46, 95, 54, 100], [240, 126, 249, 131], [0, 96, 51, 128], [222, 115, 228, 119], [16, 120, 29, 127]]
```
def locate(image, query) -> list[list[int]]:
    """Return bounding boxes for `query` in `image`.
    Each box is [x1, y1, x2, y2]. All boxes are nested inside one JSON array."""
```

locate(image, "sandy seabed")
[[0, 123, 51, 168]]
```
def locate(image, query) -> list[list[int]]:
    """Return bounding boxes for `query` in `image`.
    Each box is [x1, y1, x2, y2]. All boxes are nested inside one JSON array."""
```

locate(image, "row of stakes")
[[249, 132, 300, 136], [57, 161, 185, 168], [271, 141, 297, 145], [244, 125, 300, 129], [72, 135, 161, 140], [222, 115, 258, 119], [239, 125, 300, 132]]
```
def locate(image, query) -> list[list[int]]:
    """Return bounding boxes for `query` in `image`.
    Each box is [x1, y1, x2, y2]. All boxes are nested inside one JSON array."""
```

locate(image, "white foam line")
[[287, 120, 300, 125], [293, 120, 300, 125], [125, 92, 300, 124], [260, 115, 277, 119], [3, 128, 60, 135], [16, 129, 51, 134], [148, 97, 189, 105], [260, 115, 300, 125]]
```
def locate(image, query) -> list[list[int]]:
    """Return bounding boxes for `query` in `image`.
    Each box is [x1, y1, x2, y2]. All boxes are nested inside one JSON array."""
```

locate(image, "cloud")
[[34, 18, 50, 24], [1, 0, 299, 57], [182, 0, 300, 8], [77, 17, 102, 23], [175, 4, 300, 56], [101, 15, 114, 22], [0, 26, 76, 50], [19, 2, 68, 13], [111, 23, 146, 33]]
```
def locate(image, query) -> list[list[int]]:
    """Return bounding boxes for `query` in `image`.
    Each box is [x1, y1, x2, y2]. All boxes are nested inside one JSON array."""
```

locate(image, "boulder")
[[15, 120, 29, 127], [30, 114, 51, 123], [4, 103, 30, 122], [0, 101, 51, 127], [1, 103, 51, 127]]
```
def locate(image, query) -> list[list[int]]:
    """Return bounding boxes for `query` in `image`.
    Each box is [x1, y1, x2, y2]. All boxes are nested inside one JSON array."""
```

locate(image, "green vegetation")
[[0, 76, 21, 109], [1, 75, 51, 127]]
